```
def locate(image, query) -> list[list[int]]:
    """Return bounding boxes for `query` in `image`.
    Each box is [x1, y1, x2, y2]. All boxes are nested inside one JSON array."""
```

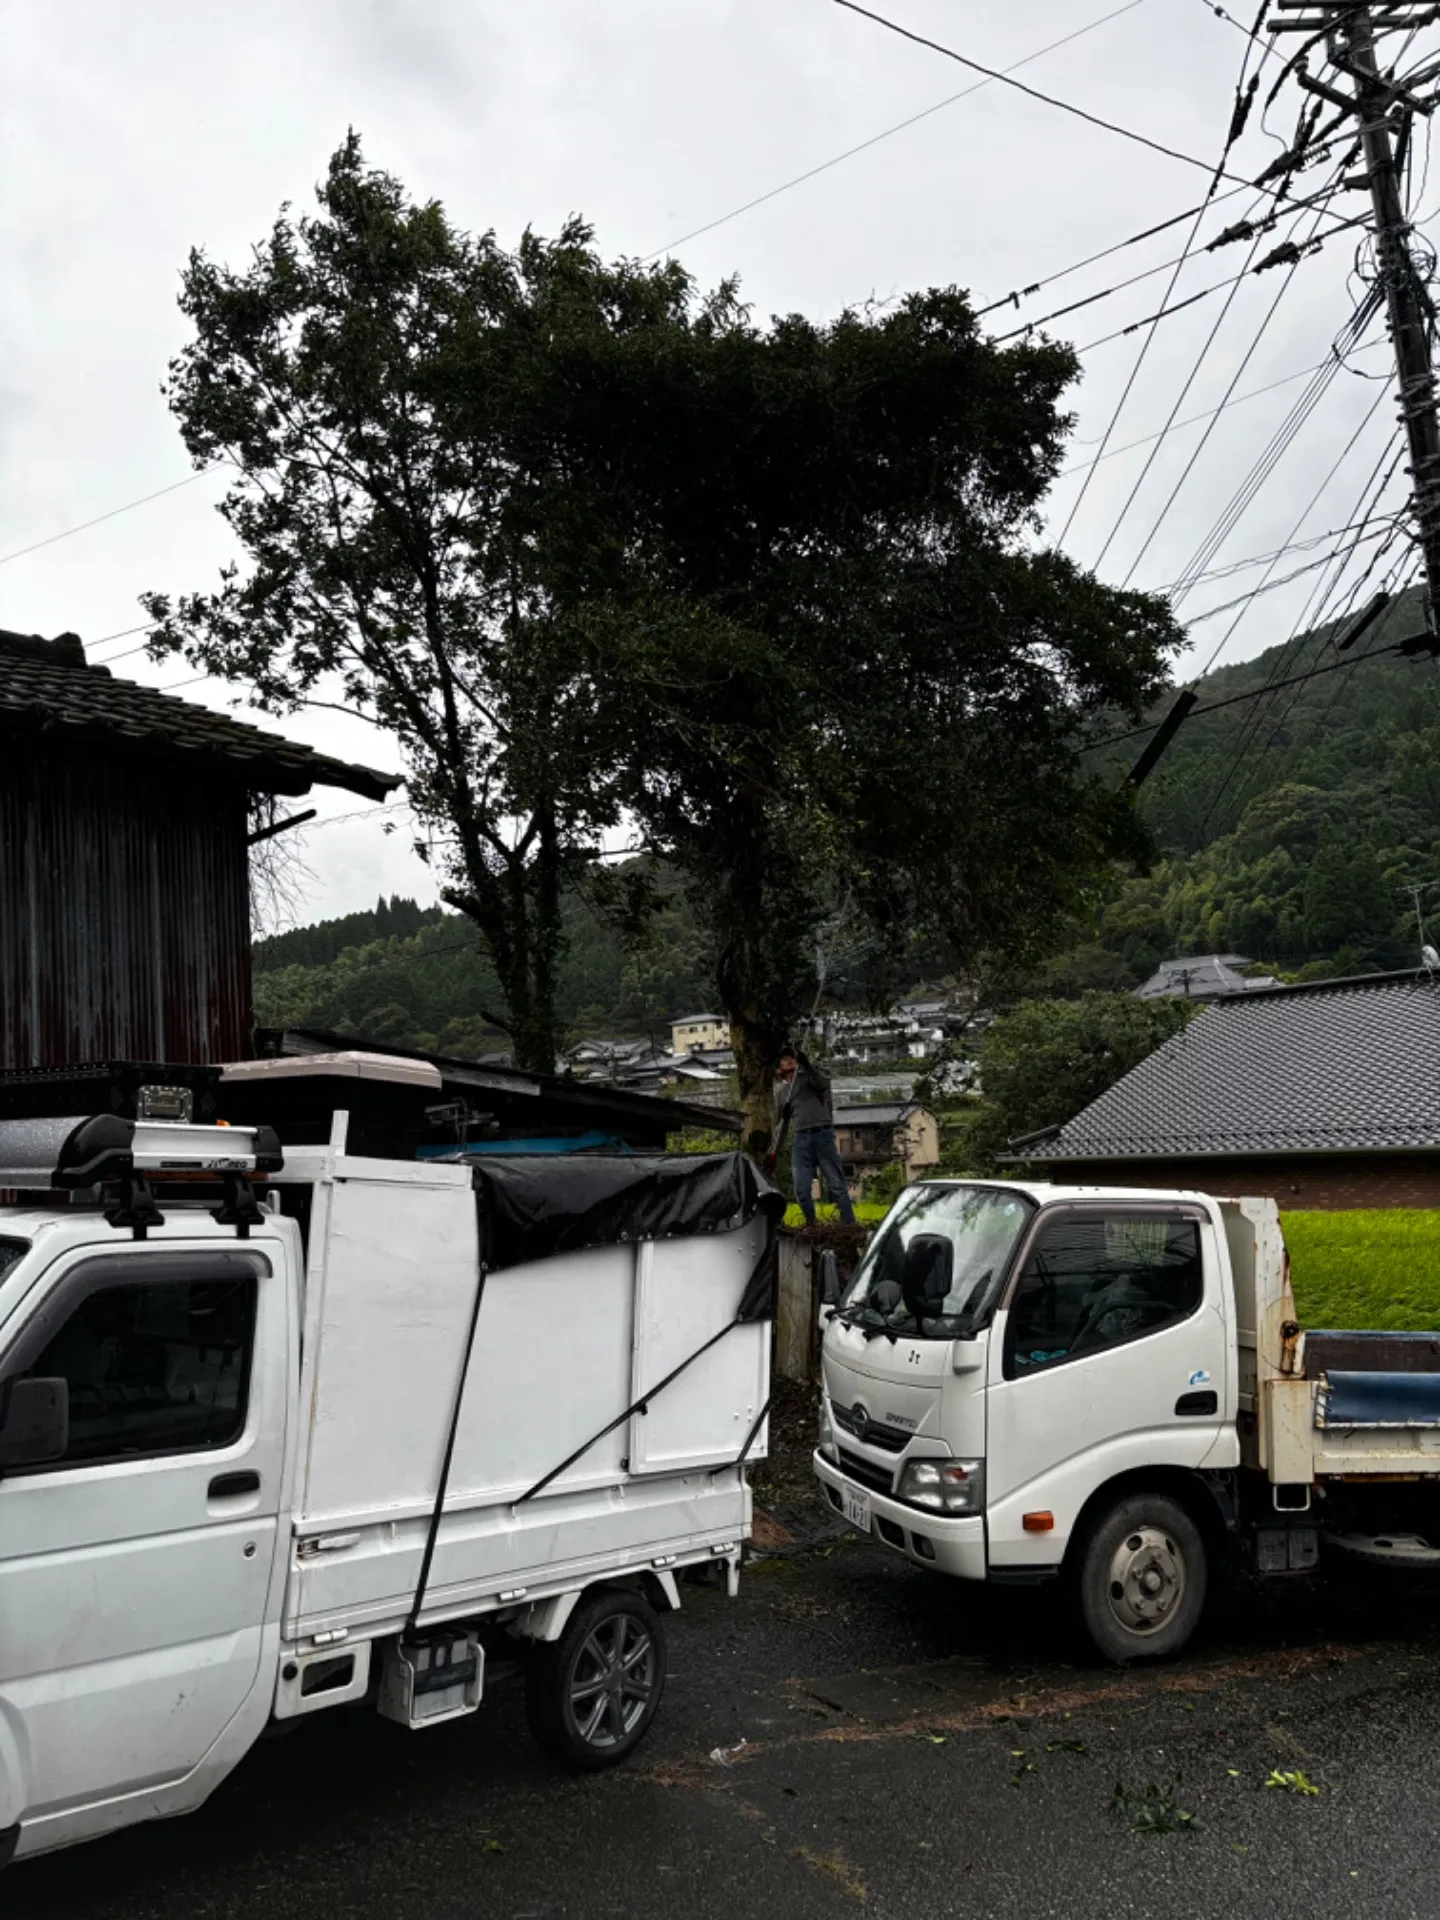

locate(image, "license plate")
[[841, 1484, 872, 1533]]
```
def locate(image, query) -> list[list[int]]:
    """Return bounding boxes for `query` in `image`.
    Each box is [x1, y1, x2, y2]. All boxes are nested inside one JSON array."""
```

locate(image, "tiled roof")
[[1041, 971, 1440, 1159], [0, 629, 396, 801]]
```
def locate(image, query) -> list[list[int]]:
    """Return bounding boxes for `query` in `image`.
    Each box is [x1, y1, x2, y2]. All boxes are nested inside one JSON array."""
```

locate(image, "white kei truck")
[[815, 1178, 1440, 1661], [0, 1059, 780, 1868]]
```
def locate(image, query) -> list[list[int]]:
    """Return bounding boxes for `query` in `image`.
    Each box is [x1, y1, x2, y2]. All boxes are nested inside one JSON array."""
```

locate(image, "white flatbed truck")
[[0, 1081, 778, 1865], [815, 1178, 1440, 1660]]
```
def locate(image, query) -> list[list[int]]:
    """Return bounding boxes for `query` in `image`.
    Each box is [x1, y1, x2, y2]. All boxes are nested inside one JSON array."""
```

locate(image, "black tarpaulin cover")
[[469, 1151, 784, 1283]]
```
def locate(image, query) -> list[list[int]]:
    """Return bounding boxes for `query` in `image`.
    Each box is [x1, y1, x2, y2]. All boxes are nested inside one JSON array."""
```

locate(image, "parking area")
[[13, 1470, 1440, 1920]]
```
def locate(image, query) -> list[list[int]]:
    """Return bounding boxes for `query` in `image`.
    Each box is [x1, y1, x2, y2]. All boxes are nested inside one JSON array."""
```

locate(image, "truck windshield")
[[0, 1237, 29, 1286], [840, 1184, 1033, 1339]]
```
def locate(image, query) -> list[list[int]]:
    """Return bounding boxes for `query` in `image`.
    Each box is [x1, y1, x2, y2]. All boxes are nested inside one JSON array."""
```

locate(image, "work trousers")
[[792, 1124, 856, 1225]]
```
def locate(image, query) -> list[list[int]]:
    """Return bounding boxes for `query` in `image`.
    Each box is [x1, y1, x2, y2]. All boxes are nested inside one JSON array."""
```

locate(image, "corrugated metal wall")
[[0, 741, 253, 1066]]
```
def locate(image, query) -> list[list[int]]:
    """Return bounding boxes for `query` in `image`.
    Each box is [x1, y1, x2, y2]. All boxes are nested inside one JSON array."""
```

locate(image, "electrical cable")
[[1052, 16, 1278, 545], [832, 0, 1301, 190], [1192, 441, 1407, 829], [1055, 353, 1384, 479], [1156, 510, 1403, 591], [0, 471, 214, 568], [1164, 293, 1382, 626], [1207, 537, 1414, 828], [1108, 173, 1355, 583], [641, 0, 1151, 262], [1180, 521, 1399, 622], [1078, 628, 1418, 752]]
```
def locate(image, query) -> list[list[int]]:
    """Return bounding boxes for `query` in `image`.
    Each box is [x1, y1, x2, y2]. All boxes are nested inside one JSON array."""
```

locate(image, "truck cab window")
[[1005, 1214, 1202, 1378], [14, 1273, 256, 1467]]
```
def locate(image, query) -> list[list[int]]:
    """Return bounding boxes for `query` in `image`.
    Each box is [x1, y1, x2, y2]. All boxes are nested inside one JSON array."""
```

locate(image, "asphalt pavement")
[[13, 1510, 1440, 1920]]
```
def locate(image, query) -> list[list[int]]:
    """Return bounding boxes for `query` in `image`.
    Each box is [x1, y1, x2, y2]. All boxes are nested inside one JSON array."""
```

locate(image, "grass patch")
[[1283, 1209, 1440, 1331], [782, 1201, 890, 1229]]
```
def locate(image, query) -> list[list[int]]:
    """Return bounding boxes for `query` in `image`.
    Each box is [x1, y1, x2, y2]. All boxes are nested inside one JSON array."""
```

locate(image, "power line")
[[831, 0, 1343, 200], [1110, 179, 1355, 582], [642, 0, 1151, 261], [1189, 362, 1391, 676], [1053, 23, 1268, 545], [1078, 631, 1416, 751], [1056, 359, 1339, 477], [0, 471, 213, 568], [1192, 436, 1408, 829], [1181, 519, 1399, 621], [1156, 509, 1400, 590]]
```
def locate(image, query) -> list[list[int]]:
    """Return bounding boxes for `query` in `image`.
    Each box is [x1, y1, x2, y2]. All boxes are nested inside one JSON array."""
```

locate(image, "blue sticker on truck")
[[1187, 1368, 1212, 1387]]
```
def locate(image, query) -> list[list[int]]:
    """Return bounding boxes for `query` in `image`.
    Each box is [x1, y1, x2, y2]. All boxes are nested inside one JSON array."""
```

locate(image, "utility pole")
[[1270, 1, 1440, 636]]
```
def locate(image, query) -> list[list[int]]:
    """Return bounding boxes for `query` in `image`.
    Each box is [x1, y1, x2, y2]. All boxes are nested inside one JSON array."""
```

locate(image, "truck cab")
[[815, 1179, 1239, 1659]]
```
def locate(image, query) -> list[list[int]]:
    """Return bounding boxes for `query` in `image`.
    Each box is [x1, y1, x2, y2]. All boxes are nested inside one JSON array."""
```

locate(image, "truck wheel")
[[524, 1589, 666, 1771], [1070, 1493, 1207, 1665]]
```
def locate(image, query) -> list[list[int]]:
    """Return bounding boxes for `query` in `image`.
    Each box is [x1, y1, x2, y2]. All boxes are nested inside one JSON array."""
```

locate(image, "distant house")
[[670, 1013, 730, 1053], [1135, 954, 1278, 1000], [832, 1102, 941, 1190], [1025, 970, 1440, 1210], [565, 1038, 671, 1089], [0, 626, 394, 1067]]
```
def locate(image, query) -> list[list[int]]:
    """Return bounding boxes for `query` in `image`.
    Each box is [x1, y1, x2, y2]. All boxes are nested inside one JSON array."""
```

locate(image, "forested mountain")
[[252, 882, 713, 1056], [253, 591, 1440, 1052], [1073, 586, 1440, 986]]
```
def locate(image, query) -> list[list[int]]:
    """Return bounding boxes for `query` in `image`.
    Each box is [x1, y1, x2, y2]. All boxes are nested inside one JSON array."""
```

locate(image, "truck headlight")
[[818, 1399, 838, 1462], [897, 1458, 984, 1514]]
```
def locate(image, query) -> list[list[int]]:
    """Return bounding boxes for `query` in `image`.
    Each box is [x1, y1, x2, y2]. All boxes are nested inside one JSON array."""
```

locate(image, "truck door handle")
[[1174, 1391, 1218, 1417], [209, 1470, 260, 1498]]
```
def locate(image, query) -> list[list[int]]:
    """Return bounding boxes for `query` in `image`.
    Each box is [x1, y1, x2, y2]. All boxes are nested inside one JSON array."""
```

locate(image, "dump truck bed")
[[1223, 1196, 1440, 1483]]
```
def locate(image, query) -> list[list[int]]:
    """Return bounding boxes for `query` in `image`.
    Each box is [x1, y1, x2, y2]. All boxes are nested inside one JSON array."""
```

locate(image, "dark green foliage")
[[1083, 588, 1440, 978], [252, 880, 714, 1057], [935, 992, 1196, 1172], [151, 138, 1177, 1099], [254, 897, 442, 973]]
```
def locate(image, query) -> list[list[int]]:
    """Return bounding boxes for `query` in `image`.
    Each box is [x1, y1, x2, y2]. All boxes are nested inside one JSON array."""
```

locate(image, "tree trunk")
[[728, 1003, 779, 1160]]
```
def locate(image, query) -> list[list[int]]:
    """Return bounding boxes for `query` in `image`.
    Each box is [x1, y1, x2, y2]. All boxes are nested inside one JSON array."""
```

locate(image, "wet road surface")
[[13, 1520, 1440, 1919]]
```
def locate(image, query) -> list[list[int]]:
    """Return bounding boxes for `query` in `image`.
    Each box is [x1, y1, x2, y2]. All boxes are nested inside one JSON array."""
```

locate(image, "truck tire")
[[524, 1589, 667, 1771], [1070, 1493, 1207, 1665]]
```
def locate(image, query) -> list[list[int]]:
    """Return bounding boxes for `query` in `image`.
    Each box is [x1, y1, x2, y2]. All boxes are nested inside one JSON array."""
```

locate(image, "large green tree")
[[149, 138, 1179, 1111], [553, 293, 1182, 1143], [144, 136, 695, 1072], [937, 991, 1197, 1174]]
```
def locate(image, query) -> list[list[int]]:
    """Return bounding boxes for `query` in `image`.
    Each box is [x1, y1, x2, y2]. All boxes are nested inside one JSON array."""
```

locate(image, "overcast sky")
[[1, 0, 1415, 924]]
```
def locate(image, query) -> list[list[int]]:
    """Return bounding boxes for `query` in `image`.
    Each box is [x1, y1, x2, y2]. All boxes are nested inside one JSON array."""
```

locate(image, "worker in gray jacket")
[[771, 1042, 856, 1226]]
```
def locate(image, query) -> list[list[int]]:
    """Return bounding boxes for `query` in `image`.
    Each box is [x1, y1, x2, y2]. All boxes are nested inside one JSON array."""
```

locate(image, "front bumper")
[[814, 1449, 987, 1580]]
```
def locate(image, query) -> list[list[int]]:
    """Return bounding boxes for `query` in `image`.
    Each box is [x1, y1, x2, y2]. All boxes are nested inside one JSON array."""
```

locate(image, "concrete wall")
[[1044, 1153, 1440, 1211]]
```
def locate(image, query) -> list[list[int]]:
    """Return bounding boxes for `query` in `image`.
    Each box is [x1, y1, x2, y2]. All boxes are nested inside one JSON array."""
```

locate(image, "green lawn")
[[782, 1201, 890, 1229], [1282, 1209, 1440, 1331]]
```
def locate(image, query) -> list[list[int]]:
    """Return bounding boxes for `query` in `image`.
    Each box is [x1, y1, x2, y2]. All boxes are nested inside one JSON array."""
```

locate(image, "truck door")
[[0, 1241, 290, 1844], [985, 1204, 1228, 1569]]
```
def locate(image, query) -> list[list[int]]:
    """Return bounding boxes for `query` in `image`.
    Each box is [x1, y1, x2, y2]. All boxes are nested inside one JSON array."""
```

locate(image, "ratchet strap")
[[407, 1262, 489, 1634], [514, 1233, 778, 1508]]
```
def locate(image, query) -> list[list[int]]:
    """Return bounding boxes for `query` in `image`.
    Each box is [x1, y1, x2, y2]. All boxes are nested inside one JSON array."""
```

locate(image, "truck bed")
[[279, 1152, 769, 1643], [1225, 1197, 1440, 1484]]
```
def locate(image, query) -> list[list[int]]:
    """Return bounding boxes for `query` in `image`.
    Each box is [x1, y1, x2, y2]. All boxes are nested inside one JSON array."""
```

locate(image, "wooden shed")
[[0, 627, 394, 1068]]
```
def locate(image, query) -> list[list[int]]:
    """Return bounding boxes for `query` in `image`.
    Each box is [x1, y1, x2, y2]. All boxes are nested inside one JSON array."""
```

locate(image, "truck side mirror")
[[0, 1376, 69, 1470], [817, 1249, 842, 1307]]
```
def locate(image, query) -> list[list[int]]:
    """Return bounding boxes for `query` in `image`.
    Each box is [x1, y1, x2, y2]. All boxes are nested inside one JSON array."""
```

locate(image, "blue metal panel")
[[1316, 1370, 1440, 1428]]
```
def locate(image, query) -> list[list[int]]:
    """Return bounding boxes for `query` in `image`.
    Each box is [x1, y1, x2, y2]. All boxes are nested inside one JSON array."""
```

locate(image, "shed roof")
[[0, 629, 395, 802], [834, 1103, 920, 1126], [1037, 970, 1440, 1160]]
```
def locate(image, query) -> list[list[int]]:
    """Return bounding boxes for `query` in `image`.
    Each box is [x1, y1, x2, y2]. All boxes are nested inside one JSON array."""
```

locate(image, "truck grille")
[[832, 1403, 913, 1454], [836, 1449, 895, 1494]]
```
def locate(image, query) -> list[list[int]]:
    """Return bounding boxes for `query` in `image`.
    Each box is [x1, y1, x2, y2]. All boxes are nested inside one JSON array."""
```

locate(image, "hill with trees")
[[1059, 585, 1440, 988]]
